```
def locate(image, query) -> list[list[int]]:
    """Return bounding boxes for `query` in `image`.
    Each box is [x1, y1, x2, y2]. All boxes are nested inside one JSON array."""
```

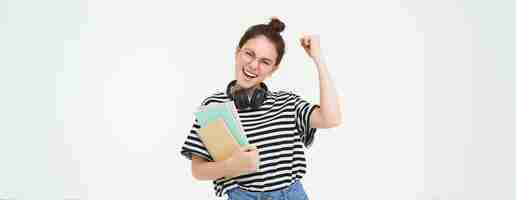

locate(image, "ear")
[[267, 65, 279, 78], [272, 64, 279, 73]]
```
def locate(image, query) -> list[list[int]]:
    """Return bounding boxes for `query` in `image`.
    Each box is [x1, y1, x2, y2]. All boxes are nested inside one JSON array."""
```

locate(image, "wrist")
[[314, 58, 327, 70], [313, 55, 326, 66], [223, 158, 237, 177]]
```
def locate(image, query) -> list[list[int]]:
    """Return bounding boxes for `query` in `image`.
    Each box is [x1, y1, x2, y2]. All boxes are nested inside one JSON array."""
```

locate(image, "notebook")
[[197, 118, 240, 162], [194, 101, 249, 146]]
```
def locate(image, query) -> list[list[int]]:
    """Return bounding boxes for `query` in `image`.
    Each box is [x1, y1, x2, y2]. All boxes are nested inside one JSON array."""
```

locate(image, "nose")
[[248, 59, 259, 71]]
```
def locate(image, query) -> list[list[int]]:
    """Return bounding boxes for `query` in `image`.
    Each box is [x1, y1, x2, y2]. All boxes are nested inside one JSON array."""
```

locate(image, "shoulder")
[[199, 91, 230, 106], [269, 90, 302, 101]]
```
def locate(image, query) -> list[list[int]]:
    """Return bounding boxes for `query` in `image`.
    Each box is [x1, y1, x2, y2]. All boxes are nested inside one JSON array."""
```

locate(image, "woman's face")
[[234, 35, 278, 89]]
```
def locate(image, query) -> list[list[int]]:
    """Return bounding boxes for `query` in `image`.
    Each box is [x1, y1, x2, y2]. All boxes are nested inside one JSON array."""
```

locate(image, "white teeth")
[[243, 69, 258, 78]]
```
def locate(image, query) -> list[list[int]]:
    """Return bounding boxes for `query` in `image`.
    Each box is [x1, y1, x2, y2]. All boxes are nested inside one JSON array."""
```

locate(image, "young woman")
[[180, 17, 342, 200]]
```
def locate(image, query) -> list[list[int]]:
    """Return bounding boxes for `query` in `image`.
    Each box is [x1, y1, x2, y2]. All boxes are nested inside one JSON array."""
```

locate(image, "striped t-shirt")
[[180, 89, 319, 197]]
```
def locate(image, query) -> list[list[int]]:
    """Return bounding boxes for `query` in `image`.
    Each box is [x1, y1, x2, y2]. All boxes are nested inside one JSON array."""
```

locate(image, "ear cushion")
[[250, 88, 266, 109], [233, 89, 250, 109]]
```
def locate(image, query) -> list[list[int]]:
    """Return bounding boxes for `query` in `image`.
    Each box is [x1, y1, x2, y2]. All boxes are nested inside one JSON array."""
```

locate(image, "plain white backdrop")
[[0, 0, 514, 200]]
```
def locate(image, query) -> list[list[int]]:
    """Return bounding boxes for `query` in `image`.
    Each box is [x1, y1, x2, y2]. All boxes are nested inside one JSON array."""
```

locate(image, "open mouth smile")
[[242, 68, 258, 79]]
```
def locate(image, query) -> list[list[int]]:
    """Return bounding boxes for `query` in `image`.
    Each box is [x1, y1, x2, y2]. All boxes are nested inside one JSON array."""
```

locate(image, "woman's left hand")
[[300, 34, 324, 63]]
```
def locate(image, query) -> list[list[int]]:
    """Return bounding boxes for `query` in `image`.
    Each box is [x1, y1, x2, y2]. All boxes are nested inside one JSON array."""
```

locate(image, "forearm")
[[191, 156, 234, 181], [314, 58, 342, 125]]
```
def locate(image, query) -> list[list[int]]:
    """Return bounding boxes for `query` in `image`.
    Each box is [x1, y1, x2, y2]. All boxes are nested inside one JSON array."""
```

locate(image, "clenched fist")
[[224, 145, 260, 177], [300, 34, 324, 63]]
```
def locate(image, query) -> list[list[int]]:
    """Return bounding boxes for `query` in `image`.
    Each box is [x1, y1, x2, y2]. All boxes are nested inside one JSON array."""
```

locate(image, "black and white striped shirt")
[[180, 90, 319, 197]]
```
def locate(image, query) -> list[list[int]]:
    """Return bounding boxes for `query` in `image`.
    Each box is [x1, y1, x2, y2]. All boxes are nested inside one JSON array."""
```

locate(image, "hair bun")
[[267, 17, 285, 33]]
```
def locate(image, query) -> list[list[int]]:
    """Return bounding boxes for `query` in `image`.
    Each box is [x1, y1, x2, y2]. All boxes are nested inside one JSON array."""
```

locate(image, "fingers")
[[242, 145, 257, 152], [300, 35, 321, 46], [300, 36, 310, 47]]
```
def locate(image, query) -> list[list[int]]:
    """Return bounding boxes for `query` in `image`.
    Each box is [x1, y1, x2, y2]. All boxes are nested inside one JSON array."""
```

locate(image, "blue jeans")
[[227, 180, 309, 200]]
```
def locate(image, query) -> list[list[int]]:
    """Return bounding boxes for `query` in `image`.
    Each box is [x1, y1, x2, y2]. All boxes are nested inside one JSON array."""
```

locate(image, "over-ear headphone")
[[226, 80, 269, 110]]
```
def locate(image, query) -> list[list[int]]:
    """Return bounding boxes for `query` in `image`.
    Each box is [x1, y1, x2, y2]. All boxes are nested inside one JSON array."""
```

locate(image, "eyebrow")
[[243, 48, 274, 63]]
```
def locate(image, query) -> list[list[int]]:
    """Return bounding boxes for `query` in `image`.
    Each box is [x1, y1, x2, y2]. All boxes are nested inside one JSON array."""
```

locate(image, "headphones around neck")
[[226, 80, 269, 110]]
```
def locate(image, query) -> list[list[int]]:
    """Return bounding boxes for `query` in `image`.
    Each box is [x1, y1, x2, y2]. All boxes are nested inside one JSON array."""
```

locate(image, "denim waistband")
[[227, 180, 308, 200]]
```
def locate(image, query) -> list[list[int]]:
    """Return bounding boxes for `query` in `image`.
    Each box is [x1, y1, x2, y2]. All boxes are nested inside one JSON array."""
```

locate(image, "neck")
[[247, 85, 259, 93], [235, 83, 260, 92]]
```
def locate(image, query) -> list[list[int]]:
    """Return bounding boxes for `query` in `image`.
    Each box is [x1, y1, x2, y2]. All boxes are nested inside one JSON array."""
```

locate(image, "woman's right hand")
[[225, 145, 260, 176]]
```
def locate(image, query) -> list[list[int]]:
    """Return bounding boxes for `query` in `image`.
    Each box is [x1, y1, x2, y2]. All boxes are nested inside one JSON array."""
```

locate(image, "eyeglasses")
[[239, 48, 275, 68]]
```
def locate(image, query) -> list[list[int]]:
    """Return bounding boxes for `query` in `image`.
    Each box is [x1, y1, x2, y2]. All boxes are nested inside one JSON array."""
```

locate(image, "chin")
[[236, 77, 261, 89], [236, 79, 253, 89]]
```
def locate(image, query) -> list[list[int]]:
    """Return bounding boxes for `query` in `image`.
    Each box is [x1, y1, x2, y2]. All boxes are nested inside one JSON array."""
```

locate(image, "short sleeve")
[[180, 94, 227, 161], [292, 92, 320, 148], [180, 118, 214, 161]]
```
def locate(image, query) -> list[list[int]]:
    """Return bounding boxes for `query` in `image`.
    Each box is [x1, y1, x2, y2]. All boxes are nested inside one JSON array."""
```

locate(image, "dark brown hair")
[[237, 17, 286, 66]]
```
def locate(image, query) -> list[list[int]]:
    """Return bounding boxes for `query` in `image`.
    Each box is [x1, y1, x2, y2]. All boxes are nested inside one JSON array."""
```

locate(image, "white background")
[[0, 0, 514, 200]]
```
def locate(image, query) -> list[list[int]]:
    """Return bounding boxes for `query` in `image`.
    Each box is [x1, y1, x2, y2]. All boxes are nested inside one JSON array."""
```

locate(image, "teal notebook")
[[195, 101, 249, 146]]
